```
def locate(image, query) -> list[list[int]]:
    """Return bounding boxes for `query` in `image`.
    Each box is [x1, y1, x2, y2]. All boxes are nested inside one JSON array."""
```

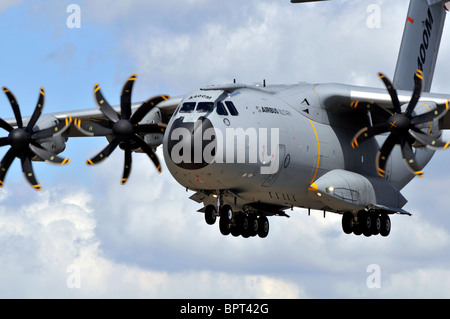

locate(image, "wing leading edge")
[[0, 75, 182, 190]]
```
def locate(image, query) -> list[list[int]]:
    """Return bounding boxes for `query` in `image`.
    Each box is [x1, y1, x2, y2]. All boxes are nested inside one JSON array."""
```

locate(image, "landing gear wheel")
[[232, 212, 250, 238], [352, 212, 363, 236], [359, 211, 373, 237], [231, 212, 243, 237], [204, 205, 217, 225], [342, 211, 354, 234], [371, 215, 381, 235], [380, 214, 391, 237], [247, 214, 259, 237], [241, 214, 250, 238], [219, 204, 233, 236], [257, 216, 269, 238]]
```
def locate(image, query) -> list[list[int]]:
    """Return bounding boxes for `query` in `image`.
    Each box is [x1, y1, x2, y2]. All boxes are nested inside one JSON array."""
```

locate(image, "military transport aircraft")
[[1, 0, 450, 238]]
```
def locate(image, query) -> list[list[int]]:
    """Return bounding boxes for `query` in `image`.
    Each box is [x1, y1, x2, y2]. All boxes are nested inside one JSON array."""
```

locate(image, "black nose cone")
[[8, 128, 29, 152], [388, 113, 411, 135], [167, 117, 216, 170]]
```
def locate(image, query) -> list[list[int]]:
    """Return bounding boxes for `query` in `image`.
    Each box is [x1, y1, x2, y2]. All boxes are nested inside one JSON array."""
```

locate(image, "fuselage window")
[[216, 102, 229, 115], [180, 102, 196, 113], [225, 101, 239, 116], [197, 102, 214, 113]]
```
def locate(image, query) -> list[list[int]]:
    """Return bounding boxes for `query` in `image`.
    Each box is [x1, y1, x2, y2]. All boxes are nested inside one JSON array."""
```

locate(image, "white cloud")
[[0, 159, 305, 298], [61, 150, 450, 298], [3, 0, 450, 299], [335, 267, 450, 298], [118, 0, 409, 96], [384, 268, 450, 298], [1, 144, 450, 298], [0, 0, 21, 14]]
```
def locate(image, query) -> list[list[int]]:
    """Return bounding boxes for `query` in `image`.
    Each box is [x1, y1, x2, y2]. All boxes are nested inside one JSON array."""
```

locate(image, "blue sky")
[[1, 0, 450, 299]]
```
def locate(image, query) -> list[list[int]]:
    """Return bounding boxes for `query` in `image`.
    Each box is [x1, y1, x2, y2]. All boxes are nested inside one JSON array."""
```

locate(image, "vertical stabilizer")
[[393, 0, 447, 92]]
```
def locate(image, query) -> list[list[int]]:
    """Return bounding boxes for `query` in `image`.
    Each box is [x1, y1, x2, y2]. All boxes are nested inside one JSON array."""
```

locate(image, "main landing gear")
[[342, 211, 391, 237], [204, 204, 270, 238]]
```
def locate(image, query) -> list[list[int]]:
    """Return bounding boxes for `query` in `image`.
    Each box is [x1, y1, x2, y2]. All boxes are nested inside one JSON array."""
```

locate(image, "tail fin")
[[393, 0, 448, 92]]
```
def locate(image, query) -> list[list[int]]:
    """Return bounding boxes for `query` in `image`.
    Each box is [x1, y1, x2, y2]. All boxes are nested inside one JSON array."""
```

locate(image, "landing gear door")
[[262, 145, 285, 187]]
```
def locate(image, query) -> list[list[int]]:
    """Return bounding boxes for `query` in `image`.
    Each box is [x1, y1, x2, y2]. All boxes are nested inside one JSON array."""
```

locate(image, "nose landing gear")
[[204, 204, 217, 225], [203, 204, 270, 238]]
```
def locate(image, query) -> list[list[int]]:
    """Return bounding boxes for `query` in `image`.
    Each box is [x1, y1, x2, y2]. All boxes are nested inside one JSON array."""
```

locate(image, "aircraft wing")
[[3, 95, 183, 138], [315, 82, 450, 129], [0, 77, 184, 189], [62, 95, 182, 138], [316, 83, 449, 112]]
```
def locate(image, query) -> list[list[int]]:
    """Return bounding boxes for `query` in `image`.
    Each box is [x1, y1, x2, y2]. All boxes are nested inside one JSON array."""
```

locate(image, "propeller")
[[79, 74, 170, 185], [0, 87, 72, 190], [351, 70, 450, 178]]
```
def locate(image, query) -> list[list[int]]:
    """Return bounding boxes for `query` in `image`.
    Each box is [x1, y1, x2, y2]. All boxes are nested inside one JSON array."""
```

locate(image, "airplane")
[[1, 0, 450, 238]]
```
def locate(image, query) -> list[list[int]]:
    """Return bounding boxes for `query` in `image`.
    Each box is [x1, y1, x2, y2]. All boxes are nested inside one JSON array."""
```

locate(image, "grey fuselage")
[[162, 83, 435, 213]]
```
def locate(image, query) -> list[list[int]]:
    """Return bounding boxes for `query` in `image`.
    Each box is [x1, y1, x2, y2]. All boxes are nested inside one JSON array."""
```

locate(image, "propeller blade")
[[94, 83, 120, 123], [86, 75, 169, 183], [0, 88, 75, 190], [2, 87, 23, 128], [120, 74, 137, 120], [410, 100, 450, 126], [405, 70, 424, 117], [409, 129, 450, 150], [20, 155, 41, 191], [378, 72, 401, 114], [401, 139, 424, 177], [31, 117, 73, 140], [350, 101, 392, 120], [130, 135, 161, 173], [0, 148, 16, 188], [26, 87, 45, 132], [121, 147, 132, 185], [375, 134, 398, 178], [0, 137, 9, 147], [86, 138, 120, 166], [0, 118, 13, 133], [130, 95, 171, 125], [29, 143, 70, 165], [351, 123, 390, 148], [370, 103, 393, 121], [73, 118, 113, 137]]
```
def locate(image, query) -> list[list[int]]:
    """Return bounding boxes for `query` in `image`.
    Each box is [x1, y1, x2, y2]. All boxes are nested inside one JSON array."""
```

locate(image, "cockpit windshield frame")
[[179, 102, 196, 113], [196, 102, 215, 113]]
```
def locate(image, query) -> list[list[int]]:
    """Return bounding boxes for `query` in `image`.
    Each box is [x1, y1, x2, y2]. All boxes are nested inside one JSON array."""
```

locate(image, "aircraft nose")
[[166, 116, 216, 170]]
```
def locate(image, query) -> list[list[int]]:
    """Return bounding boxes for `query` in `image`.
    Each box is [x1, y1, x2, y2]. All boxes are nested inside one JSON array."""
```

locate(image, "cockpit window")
[[225, 101, 239, 116], [179, 100, 237, 115], [179, 102, 196, 113], [216, 102, 228, 116], [196, 102, 214, 113]]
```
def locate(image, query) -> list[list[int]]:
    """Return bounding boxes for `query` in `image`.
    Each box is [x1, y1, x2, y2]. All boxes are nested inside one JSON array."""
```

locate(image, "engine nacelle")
[[410, 101, 442, 148], [139, 107, 164, 148], [31, 114, 68, 160]]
